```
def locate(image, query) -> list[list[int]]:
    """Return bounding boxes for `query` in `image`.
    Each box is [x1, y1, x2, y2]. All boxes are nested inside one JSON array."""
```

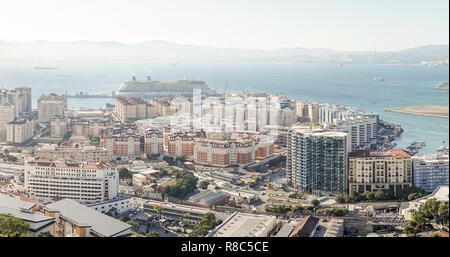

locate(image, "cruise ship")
[[115, 76, 217, 98]]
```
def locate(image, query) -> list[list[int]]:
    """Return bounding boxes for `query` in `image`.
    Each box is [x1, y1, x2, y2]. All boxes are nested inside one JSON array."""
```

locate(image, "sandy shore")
[[385, 105, 449, 119]]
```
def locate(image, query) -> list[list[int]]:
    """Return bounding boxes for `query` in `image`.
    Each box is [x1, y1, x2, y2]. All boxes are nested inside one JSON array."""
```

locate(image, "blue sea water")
[[0, 61, 448, 154]]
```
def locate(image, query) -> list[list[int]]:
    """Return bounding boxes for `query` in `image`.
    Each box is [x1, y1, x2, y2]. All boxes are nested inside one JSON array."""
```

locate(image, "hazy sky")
[[1, 0, 448, 51]]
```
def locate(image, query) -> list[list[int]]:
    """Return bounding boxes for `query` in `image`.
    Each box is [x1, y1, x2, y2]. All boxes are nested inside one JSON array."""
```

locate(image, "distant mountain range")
[[0, 40, 448, 64]]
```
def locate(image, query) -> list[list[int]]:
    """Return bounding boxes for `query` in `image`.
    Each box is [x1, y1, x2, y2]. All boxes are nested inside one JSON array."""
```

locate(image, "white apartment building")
[[6, 118, 33, 144], [0, 87, 32, 117], [326, 116, 378, 153], [35, 144, 113, 162], [25, 160, 119, 204]]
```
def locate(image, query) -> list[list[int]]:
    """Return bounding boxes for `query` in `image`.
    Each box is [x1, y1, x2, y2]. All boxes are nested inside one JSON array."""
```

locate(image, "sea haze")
[[0, 61, 448, 154]]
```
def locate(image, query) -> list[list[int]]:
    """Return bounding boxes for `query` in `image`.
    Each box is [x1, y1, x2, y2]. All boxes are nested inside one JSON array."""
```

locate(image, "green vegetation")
[[311, 199, 320, 209], [63, 130, 72, 141], [1, 149, 18, 163], [126, 220, 139, 232], [162, 170, 198, 199], [429, 232, 441, 237], [317, 208, 349, 217], [163, 156, 176, 166], [265, 205, 293, 214], [336, 187, 425, 203], [288, 193, 305, 199], [189, 213, 217, 237], [199, 180, 210, 190], [0, 214, 29, 237], [118, 167, 134, 179], [38, 231, 53, 237], [90, 137, 100, 146], [146, 231, 160, 237]]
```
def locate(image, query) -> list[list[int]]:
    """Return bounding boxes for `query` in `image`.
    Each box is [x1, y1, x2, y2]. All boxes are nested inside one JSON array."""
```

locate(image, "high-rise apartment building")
[[37, 94, 67, 122], [286, 127, 348, 195], [0, 104, 16, 141], [6, 117, 33, 144], [0, 87, 32, 117]]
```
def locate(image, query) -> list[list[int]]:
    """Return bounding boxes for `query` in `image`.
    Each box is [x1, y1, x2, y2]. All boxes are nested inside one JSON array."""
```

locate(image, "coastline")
[[385, 105, 449, 119]]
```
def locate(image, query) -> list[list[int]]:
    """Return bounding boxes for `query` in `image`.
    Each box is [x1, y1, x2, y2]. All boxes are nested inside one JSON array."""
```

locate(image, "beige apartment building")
[[144, 129, 164, 156], [50, 116, 67, 138], [114, 97, 157, 121], [194, 137, 257, 167], [6, 117, 33, 144], [38, 100, 66, 122], [348, 149, 412, 194]]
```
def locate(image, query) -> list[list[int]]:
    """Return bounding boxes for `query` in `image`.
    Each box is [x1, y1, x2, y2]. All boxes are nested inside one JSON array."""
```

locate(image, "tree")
[[146, 231, 160, 237], [403, 223, 416, 237], [422, 198, 440, 219], [199, 180, 210, 190], [119, 167, 133, 179], [438, 203, 449, 225], [38, 231, 53, 237], [412, 210, 428, 227], [153, 204, 163, 219], [335, 195, 345, 204], [126, 220, 139, 232], [397, 186, 425, 201], [311, 199, 320, 209], [0, 214, 29, 237], [189, 213, 217, 237], [364, 191, 375, 201]]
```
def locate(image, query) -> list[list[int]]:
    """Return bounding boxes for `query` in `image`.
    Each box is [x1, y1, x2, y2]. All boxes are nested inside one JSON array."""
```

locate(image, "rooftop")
[[208, 212, 277, 237], [45, 198, 131, 237]]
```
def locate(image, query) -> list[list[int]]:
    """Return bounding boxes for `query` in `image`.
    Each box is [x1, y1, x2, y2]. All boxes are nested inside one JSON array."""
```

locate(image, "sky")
[[0, 0, 448, 51]]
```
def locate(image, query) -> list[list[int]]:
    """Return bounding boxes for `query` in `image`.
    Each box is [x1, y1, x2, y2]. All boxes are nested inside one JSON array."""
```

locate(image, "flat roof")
[[209, 212, 277, 237]]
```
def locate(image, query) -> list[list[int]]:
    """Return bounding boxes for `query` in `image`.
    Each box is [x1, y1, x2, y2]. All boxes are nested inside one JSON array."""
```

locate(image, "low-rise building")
[[208, 212, 278, 237], [0, 193, 55, 237], [182, 190, 229, 208], [86, 195, 134, 215], [44, 198, 131, 237], [0, 163, 25, 179], [35, 144, 112, 162], [143, 201, 209, 224]]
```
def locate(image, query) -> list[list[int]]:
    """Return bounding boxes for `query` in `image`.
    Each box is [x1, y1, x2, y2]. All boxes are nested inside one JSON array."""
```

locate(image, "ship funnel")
[[147, 76, 152, 81], [132, 76, 136, 81]]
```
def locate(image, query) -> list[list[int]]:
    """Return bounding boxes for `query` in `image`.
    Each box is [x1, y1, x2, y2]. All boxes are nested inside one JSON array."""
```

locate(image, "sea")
[[0, 61, 448, 154]]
